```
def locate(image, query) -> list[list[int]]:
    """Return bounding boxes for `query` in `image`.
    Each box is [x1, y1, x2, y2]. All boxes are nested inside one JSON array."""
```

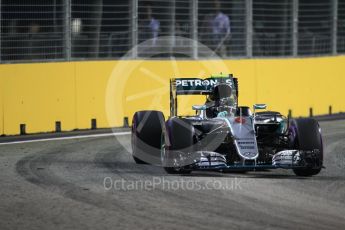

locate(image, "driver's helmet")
[[208, 83, 232, 102], [205, 83, 233, 118]]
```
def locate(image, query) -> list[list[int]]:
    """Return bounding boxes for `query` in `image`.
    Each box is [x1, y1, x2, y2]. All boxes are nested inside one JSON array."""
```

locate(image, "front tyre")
[[132, 111, 165, 165], [290, 118, 323, 176], [161, 118, 194, 174]]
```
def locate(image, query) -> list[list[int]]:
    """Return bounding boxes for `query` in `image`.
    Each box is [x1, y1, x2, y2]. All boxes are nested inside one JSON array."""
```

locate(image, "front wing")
[[180, 149, 322, 171]]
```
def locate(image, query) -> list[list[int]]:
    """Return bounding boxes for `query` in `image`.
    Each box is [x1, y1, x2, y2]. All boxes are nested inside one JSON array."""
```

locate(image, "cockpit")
[[205, 83, 237, 118]]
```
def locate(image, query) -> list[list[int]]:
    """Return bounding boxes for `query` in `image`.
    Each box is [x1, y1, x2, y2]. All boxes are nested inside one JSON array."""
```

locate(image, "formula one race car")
[[131, 74, 323, 176]]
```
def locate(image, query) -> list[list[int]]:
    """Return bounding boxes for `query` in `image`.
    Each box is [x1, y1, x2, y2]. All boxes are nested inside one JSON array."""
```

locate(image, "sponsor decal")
[[237, 142, 255, 145], [175, 77, 233, 92], [240, 146, 255, 150], [243, 152, 257, 158]]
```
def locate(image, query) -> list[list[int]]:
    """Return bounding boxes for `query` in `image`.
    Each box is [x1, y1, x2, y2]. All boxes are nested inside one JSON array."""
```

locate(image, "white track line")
[[0, 132, 131, 146]]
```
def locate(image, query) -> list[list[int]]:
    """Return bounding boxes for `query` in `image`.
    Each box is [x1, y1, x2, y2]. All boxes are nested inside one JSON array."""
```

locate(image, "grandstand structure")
[[0, 0, 344, 63]]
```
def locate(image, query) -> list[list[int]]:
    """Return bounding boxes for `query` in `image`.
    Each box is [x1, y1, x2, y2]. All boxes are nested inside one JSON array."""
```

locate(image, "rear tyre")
[[132, 111, 165, 165], [162, 118, 194, 174], [290, 118, 323, 176]]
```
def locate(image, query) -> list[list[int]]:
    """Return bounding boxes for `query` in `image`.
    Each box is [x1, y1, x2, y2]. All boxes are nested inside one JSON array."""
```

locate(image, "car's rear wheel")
[[132, 111, 165, 165], [290, 118, 323, 176]]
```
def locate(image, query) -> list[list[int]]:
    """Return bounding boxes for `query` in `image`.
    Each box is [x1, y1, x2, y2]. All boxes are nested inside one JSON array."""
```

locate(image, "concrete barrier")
[[0, 56, 344, 135]]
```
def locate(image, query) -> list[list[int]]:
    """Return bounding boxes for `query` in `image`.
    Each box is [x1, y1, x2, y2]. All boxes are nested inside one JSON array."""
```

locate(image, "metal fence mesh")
[[71, 0, 131, 59], [0, 0, 344, 63], [198, 0, 246, 57], [137, 0, 174, 57], [338, 0, 345, 53], [253, 0, 293, 56], [298, 0, 332, 55], [1, 0, 65, 62]]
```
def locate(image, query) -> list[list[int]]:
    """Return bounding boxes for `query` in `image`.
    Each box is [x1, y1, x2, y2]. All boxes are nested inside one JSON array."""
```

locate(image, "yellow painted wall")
[[1, 63, 76, 135], [255, 58, 343, 117], [75, 61, 116, 129], [0, 56, 344, 135], [0, 67, 4, 136]]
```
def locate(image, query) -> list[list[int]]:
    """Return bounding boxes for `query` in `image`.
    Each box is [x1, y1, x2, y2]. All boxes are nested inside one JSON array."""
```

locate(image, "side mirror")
[[192, 105, 206, 111], [253, 104, 267, 110]]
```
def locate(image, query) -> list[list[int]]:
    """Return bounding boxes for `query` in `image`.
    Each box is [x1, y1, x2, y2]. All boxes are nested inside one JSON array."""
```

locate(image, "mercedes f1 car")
[[131, 74, 323, 176]]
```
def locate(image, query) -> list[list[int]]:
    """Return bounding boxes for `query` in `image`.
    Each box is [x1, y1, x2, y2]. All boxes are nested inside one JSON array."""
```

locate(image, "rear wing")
[[170, 74, 238, 116]]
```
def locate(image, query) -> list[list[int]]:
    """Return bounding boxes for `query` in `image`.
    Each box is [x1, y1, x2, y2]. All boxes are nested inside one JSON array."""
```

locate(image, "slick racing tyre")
[[290, 118, 323, 176], [162, 117, 194, 174], [132, 110, 165, 165]]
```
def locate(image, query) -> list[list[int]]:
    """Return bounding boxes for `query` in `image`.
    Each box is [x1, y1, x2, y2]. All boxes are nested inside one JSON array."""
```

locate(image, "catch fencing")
[[0, 0, 344, 63]]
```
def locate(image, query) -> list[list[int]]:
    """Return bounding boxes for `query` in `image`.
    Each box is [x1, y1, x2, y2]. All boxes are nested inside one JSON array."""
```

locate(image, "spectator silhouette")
[[200, 0, 231, 56], [211, 0, 231, 56], [139, 4, 160, 46]]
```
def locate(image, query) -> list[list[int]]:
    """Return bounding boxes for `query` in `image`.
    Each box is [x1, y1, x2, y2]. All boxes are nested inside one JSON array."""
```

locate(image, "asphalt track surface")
[[1, 120, 345, 230]]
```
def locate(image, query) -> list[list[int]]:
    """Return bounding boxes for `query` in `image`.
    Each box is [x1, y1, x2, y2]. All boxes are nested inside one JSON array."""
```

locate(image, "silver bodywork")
[[158, 76, 323, 173], [215, 116, 259, 160]]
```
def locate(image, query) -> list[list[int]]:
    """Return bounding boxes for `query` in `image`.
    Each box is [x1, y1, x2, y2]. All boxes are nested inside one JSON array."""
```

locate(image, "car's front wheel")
[[290, 118, 323, 176], [132, 110, 165, 165], [161, 118, 194, 174]]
